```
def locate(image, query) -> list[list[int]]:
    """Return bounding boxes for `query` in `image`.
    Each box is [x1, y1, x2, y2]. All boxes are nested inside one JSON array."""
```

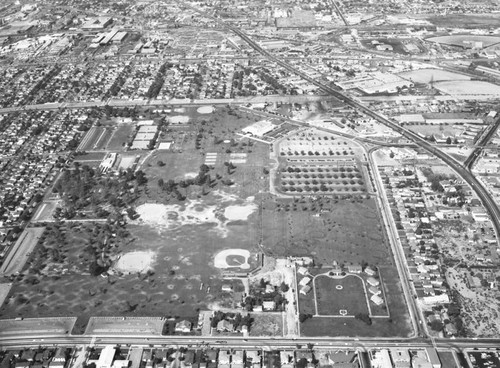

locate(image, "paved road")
[[367, 147, 423, 338], [1, 333, 500, 352]]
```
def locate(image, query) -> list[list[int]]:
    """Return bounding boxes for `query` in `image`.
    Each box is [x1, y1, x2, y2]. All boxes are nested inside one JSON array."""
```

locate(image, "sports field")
[[314, 275, 369, 316], [78, 126, 113, 151], [299, 266, 411, 337]]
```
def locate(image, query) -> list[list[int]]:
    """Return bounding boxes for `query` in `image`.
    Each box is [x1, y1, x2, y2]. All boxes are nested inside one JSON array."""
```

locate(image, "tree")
[[157, 160, 165, 166], [89, 260, 107, 276], [299, 313, 312, 323], [354, 313, 372, 325], [430, 320, 444, 332], [280, 282, 290, 292], [199, 164, 210, 174]]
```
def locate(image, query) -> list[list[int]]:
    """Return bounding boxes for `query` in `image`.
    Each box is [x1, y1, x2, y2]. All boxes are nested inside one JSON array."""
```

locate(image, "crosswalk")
[[205, 152, 218, 166]]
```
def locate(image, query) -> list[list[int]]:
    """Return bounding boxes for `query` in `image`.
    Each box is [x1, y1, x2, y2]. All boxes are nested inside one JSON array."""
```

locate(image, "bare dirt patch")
[[114, 251, 156, 274]]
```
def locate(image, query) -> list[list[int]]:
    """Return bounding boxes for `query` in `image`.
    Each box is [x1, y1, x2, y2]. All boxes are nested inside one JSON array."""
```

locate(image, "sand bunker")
[[136, 202, 219, 227], [114, 251, 156, 273], [135, 195, 257, 237], [224, 203, 258, 221], [214, 249, 251, 269], [197, 106, 214, 114], [168, 116, 190, 124]]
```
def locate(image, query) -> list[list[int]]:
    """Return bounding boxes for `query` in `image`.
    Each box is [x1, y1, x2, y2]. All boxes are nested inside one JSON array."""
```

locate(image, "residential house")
[[262, 301, 276, 311], [366, 277, 380, 287], [299, 285, 311, 295], [175, 320, 192, 333], [299, 277, 311, 287], [216, 320, 234, 332], [371, 295, 384, 306], [348, 264, 362, 273]]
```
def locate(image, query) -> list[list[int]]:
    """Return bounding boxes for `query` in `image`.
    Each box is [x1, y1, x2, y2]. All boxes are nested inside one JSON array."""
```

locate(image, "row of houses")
[[0, 348, 68, 368]]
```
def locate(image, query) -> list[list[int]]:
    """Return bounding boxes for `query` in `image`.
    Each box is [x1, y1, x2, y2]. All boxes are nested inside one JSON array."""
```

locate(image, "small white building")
[[371, 294, 384, 306], [299, 276, 311, 287], [175, 320, 192, 333], [366, 277, 380, 287]]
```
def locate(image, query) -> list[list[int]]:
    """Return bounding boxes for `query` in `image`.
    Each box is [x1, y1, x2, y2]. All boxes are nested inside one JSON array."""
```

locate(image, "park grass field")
[[0, 210, 258, 321], [107, 124, 136, 151], [261, 197, 390, 267], [314, 275, 369, 316], [0, 105, 409, 338], [299, 266, 411, 337]]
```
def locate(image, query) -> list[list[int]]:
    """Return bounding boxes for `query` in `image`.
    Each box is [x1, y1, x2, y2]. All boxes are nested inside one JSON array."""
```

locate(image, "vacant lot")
[[399, 69, 470, 84], [406, 124, 464, 138], [427, 15, 500, 28], [314, 275, 369, 316], [427, 35, 500, 48], [249, 314, 283, 336], [0, 317, 76, 336], [434, 81, 500, 96]]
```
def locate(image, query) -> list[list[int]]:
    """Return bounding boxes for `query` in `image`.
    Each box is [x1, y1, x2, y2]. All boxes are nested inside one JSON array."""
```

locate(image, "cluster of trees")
[[105, 64, 133, 98], [52, 164, 146, 218], [242, 279, 288, 311], [286, 166, 358, 174], [146, 62, 173, 99], [210, 311, 253, 329], [157, 164, 213, 200], [21, 65, 62, 105], [354, 312, 372, 325], [299, 313, 313, 323], [281, 149, 353, 157]]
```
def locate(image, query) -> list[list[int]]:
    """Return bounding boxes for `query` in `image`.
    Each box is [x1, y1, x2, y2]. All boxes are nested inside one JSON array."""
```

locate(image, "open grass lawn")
[[262, 197, 390, 267], [74, 151, 107, 161], [107, 124, 135, 151], [314, 275, 369, 316], [407, 124, 464, 138], [0, 210, 258, 320], [300, 314, 405, 337], [141, 105, 271, 202]]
